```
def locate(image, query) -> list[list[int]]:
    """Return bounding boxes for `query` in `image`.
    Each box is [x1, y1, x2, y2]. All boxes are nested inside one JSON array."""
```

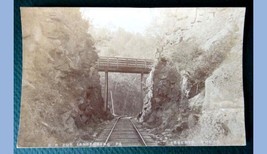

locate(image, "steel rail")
[[104, 117, 121, 146], [130, 119, 147, 146]]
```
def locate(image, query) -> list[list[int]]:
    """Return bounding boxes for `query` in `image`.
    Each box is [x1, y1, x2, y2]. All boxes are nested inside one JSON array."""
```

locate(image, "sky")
[[80, 8, 160, 34]]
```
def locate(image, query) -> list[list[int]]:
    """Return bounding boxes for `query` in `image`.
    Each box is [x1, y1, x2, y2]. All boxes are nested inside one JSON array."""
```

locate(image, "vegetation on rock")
[[19, 8, 112, 147]]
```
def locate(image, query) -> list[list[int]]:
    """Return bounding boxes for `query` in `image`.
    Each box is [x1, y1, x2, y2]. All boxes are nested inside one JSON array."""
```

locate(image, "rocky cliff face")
[[193, 44, 245, 145], [139, 8, 245, 145], [139, 58, 182, 126], [18, 8, 111, 147], [138, 57, 201, 141]]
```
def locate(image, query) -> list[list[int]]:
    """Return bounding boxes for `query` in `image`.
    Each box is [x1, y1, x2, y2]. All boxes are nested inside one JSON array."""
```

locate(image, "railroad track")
[[95, 116, 155, 146]]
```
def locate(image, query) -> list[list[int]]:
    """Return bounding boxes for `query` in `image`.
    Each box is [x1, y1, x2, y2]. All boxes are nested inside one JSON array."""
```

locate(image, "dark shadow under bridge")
[[96, 56, 154, 112]]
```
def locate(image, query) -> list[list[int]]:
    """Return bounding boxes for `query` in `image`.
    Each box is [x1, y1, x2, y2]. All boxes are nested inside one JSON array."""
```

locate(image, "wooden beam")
[[141, 73, 144, 107], [104, 71, 108, 112], [97, 56, 153, 73]]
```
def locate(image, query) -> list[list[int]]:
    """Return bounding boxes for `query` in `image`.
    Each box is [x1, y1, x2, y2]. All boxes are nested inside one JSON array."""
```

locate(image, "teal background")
[[12, 0, 253, 153]]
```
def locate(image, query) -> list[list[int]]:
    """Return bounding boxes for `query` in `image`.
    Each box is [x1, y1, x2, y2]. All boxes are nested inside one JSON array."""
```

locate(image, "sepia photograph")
[[18, 7, 246, 147]]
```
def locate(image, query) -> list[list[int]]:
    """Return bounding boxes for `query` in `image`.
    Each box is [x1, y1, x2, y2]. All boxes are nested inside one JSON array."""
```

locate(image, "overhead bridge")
[[96, 57, 154, 112], [97, 57, 154, 74]]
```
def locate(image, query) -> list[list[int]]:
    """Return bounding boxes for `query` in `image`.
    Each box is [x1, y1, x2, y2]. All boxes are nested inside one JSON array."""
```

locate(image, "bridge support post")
[[141, 73, 143, 106], [104, 71, 108, 112]]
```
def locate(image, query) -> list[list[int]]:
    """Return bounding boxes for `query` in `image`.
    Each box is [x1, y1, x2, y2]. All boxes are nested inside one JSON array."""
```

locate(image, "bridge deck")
[[97, 57, 154, 73]]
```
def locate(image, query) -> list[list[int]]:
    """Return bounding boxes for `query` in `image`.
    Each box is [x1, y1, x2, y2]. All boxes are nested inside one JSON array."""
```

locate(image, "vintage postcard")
[[18, 7, 246, 147]]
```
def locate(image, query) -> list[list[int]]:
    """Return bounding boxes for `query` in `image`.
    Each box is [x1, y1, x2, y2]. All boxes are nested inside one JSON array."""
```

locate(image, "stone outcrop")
[[193, 45, 246, 145], [139, 57, 187, 130], [18, 8, 111, 147], [138, 8, 246, 145]]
